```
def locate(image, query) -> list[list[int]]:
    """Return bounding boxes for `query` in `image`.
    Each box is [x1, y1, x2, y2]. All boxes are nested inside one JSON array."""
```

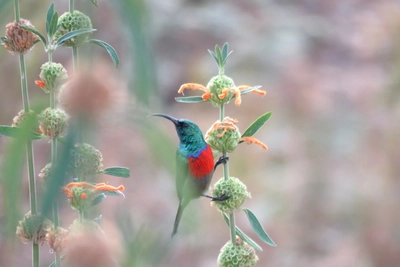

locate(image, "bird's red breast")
[[188, 145, 214, 179]]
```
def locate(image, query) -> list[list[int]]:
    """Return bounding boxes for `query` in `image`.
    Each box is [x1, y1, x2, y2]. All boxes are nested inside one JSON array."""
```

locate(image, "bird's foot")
[[214, 156, 229, 170], [211, 193, 231, 202]]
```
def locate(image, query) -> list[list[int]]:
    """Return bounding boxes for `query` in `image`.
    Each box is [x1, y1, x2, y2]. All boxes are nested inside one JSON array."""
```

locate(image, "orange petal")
[[80, 192, 87, 199], [240, 136, 268, 150], [62, 187, 74, 199], [202, 92, 212, 100], [35, 80, 45, 89], [178, 83, 208, 95], [232, 88, 242, 106], [218, 88, 230, 99]]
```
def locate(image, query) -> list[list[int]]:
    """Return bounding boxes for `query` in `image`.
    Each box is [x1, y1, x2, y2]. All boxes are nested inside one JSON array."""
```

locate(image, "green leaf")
[[88, 39, 120, 68], [240, 112, 272, 140], [90, 0, 99, 7], [91, 193, 106, 207], [46, 3, 55, 35], [222, 213, 263, 251], [1, 36, 7, 44], [175, 96, 205, 103], [48, 256, 65, 267], [243, 208, 276, 247], [0, 125, 45, 140], [208, 49, 218, 65], [102, 167, 130, 178], [20, 25, 47, 47], [48, 11, 59, 39], [240, 85, 262, 95], [55, 28, 96, 47], [222, 42, 228, 61]]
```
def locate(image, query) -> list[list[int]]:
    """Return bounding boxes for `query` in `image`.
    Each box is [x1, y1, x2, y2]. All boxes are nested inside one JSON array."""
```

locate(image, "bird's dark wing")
[[175, 149, 189, 201]]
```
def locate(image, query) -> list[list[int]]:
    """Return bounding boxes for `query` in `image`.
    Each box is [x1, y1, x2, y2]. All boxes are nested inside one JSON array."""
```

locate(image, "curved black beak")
[[151, 113, 179, 126]]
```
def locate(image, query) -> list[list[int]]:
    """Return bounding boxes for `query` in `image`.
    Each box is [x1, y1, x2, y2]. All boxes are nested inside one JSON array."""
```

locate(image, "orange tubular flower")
[[240, 136, 268, 150], [35, 80, 46, 89]]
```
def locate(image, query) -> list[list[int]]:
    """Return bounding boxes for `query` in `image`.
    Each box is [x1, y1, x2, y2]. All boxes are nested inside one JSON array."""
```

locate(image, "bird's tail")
[[172, 201, 187, 237]]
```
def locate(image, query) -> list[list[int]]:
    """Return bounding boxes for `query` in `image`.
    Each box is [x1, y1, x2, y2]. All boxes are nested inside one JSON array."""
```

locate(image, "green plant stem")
[[69, 0, 74, 12], [220, 104, 236, 245], [13, 0, 20, 22], [18, 42, 39, 267], [72, 46, 78, 70]]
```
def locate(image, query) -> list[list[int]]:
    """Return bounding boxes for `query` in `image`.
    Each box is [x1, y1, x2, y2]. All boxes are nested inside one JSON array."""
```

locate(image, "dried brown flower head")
[[3, 19, 38, 55]]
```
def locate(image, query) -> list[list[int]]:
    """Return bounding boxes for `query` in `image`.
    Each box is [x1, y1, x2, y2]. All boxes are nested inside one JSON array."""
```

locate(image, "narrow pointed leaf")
[[20, 26, 47, 46], [48, 12, 59, 38], [1, 36, 8, 43], [222, 212, 263, 251], [88, 39, 120, 68], [102, 167, 130, 178], [208, 49, 219, 65], [93, 215, 102, 224], [91, 193, 106, 207], [243, 208, 276, 247], [240, 112, 272, 140], [46, 3, 55, 34], [222, 42, 228, 61], [240, 85, 262, 95], [90, 0, 99, 7], [0, 125, 45, 140], [56, 28, 96, 46], [175, 96, 205, 103], [216, 44, 223, 66]]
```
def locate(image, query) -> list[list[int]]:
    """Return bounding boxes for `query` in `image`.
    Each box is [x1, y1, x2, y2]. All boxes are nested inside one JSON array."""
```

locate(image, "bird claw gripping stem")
[[209, 193, 231, 202], [214, 156, 229, 170]]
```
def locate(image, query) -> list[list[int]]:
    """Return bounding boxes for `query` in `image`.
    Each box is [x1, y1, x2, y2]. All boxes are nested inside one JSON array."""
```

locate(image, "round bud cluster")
[[69, 143, 103, 178], [11, 109, 38, 132], [3, 19, 38, 54], [38, 62, 68, 93], [206, 74, 236, 107], [217, 236, 259, 267], [205, 117, 241, 153], [16, 211, 53, 245], [38, 163, 52, 184], [67, 186, 96, 211], [46, 226, 69, 253], [54, 11, 92, 47], [212, 177, 251, 213], [38, 108, 69, 139]]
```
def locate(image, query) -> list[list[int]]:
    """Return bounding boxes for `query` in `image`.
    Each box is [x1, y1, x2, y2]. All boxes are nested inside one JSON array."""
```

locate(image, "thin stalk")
[[13, 0, 20, 22], [72, 46, 78, 70], [69, 0, 74, 12], [18, 32, 39, 266], [220, 104, 236, 244]]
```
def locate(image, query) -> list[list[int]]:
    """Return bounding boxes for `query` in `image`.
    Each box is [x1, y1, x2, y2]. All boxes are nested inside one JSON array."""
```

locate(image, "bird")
[[152, 113, 229, 237]]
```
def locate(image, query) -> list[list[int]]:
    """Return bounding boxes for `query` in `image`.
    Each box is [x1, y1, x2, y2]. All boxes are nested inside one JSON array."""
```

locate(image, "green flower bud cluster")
[[54, 11, 92, 47], [206, 117, 241, 153], [39, 62, 68, 93], [212, 177, 251, 213], [38, 108, 69, 139], [16, 211, 53, 245], [218, 236, 259, 267], [69, 143, 103, 178], [206, 75, 236, 107], [67, 186, 96, 211]]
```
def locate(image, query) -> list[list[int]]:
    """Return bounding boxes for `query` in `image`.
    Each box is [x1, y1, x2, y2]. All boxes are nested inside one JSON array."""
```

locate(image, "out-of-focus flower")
[[16, 211, 53, 245], [69, 143, 103, 179], [11, 110, 39, 132], [46, 227, 69, 253], [62, 181, 124, 211], [2, 19, 39, 54]]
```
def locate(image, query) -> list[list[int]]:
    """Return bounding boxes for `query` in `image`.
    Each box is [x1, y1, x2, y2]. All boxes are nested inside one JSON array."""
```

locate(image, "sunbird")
[[152, 114, 229, 237]]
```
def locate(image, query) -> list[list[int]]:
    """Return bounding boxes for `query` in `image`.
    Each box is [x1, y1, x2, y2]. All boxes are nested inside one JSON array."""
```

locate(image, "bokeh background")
[[1, 0, 400, 266]]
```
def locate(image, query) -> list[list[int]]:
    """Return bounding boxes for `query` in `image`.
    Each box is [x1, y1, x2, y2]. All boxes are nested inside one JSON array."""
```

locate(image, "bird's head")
[[152, 113, 204, 145]]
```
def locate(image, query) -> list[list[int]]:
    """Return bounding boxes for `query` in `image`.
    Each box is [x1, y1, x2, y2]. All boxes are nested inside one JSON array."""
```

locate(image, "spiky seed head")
[[206, 74, 236, 107], [218, 236, 259, 267], [54, 11, 92, 47], [69, 143, 103, 178], [16, 211, 53, 245], [3, 19, 38, 55], [38, 62, 68, 93], [212, 177, 251, 213], [205, 117, 241, 153], [38, 108, 69, 139]]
